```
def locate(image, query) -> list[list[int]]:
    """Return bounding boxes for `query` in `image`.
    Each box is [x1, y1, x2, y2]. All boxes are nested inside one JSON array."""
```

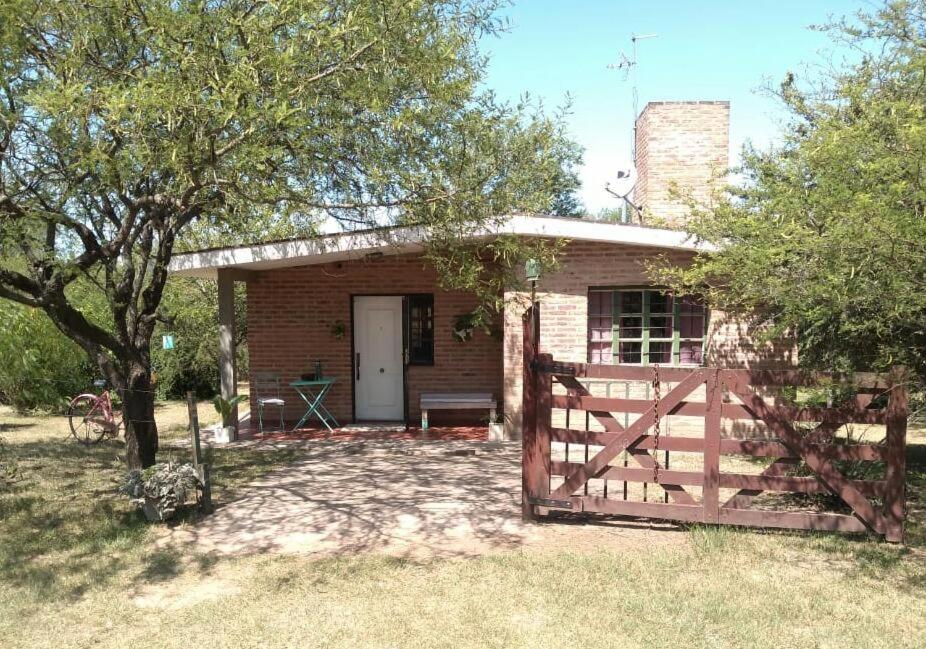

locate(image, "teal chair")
[[253, 372, 285, 433]]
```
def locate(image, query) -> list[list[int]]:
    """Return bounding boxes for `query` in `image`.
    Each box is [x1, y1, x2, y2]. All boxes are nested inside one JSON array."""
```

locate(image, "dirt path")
[[162, 440, 686, 559]]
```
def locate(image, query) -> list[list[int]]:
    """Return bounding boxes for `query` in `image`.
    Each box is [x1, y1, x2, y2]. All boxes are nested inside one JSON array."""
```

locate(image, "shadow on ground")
[[0, 435, 297, 601], [163, 442, 534, 558]]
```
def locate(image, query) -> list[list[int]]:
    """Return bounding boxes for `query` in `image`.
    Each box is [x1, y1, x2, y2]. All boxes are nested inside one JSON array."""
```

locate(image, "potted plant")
[[212, 394, 247, 443], [120, 462, 203, 522], [330, 320, 346, 340], [452, 313, 477, 342]]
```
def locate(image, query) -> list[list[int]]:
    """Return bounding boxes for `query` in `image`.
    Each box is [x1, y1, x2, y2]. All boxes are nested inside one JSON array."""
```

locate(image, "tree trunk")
[[122, 362, 158, 469]]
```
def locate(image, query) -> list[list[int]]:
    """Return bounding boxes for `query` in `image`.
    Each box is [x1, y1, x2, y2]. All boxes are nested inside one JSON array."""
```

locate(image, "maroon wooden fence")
[[521, 306, 908, 542]]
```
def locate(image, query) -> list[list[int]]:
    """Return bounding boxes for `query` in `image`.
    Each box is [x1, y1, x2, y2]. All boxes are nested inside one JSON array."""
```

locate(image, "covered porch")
[[169, 224, 511, 441]]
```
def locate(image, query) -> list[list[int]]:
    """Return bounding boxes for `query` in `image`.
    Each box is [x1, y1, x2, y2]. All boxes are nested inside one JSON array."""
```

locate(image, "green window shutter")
[[641, 290, 650, 366]]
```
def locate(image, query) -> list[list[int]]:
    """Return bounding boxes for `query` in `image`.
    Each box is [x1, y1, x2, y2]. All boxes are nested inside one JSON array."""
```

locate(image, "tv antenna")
[[605, 33, 658, 222], [608, 33, 658, 116]]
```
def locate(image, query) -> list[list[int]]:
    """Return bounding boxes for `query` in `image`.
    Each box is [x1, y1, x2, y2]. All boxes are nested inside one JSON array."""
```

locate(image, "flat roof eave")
[[167, 215, 711, 279]]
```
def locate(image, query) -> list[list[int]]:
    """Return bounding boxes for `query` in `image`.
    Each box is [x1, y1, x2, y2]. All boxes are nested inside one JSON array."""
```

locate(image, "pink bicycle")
[[68, 380, 122, 445]]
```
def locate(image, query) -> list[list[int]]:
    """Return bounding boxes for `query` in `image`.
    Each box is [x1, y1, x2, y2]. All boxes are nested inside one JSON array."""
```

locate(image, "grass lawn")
[[0, 401, 924, 648]]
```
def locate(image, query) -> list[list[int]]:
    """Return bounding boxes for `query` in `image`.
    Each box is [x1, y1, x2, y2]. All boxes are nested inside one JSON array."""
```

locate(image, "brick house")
[[167, 101, 793, 439]]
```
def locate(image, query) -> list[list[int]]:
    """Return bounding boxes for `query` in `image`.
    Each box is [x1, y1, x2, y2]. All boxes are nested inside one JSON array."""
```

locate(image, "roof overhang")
[[167, 214, 711, 279]]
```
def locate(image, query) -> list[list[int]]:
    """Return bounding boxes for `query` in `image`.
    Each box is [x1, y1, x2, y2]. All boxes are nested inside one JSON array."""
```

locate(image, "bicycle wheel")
[[68, 395, 108, 445]]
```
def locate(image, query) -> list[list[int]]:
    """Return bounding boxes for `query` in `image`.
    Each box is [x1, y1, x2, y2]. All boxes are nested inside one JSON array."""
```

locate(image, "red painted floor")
[[239, 425, 489, 442]]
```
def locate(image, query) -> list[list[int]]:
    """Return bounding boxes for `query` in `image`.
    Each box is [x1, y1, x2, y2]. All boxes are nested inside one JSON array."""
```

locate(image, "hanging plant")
[[330, 320, 346, 340], [452, 313, 476, 342]]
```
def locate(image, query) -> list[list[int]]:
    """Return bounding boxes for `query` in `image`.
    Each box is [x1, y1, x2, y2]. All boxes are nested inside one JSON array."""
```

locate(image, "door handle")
[[356, 353, 360, 380]]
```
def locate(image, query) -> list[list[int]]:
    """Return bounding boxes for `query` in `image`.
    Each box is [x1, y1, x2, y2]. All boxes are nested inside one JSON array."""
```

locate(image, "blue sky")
[[480, 0, 865, 213]]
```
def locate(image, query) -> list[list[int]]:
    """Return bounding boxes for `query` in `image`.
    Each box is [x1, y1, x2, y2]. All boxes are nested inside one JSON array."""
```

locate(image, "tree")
[[654, 0, 926, 385], [547, 184, 584, 217], [0, 0, 580, 468]]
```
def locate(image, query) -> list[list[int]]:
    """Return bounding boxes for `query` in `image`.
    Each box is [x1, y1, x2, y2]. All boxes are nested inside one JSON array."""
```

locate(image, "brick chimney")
[[632, 101, 730, 228]]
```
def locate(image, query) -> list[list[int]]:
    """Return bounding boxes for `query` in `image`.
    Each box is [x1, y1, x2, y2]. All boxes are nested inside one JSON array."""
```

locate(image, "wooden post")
[[521, 303, 541, 521], [187, 391, 202, 467], [883, 366, 908, 543], [535, 352, 553, 508], [187, 391, 212, 514], [702, 370, 722, 524], [199, 464, 213, 515]]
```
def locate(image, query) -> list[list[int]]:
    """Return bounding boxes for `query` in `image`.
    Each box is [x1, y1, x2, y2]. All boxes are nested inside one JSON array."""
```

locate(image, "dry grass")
[[0, 398, 301, 626], [0, 401, 925, 648]]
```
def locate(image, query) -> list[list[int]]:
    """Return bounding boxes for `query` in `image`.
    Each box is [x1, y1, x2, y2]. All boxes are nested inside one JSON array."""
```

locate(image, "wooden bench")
[[420, 392, 497, 433]]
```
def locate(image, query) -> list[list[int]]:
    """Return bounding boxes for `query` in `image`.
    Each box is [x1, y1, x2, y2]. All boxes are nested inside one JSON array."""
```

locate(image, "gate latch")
[[529, 360, 576, 376], [528, 496, 573, 510]]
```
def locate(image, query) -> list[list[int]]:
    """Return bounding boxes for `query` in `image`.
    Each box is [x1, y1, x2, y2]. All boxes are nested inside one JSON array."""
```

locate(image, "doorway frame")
[[349, 294, 409, 425]]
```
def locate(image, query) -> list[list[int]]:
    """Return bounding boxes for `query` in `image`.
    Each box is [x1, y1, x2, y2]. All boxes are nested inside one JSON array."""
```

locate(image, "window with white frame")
[[587, 288, 707, 366]]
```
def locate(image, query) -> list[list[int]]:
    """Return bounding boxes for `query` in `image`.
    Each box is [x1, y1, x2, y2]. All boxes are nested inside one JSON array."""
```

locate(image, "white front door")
[[353, 296, 404, 421]]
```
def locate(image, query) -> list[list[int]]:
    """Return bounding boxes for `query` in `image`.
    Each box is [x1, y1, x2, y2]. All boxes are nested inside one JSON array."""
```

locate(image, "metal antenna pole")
[[607, 33, 658, 154], [605, 33, 658, 219]]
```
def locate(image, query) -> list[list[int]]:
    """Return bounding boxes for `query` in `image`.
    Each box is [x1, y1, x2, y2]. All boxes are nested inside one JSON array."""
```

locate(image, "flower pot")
[[213, 425, 235, 444], [142, 496, 164, 522]]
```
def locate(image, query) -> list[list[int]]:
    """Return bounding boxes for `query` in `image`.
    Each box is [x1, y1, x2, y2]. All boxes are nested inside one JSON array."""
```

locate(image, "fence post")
[[535, 352, 553, 507], [883, 367, 908, 543], [702, 369, 722, 524], [522, 303, 542, 521], [187, 391, 213, 514]]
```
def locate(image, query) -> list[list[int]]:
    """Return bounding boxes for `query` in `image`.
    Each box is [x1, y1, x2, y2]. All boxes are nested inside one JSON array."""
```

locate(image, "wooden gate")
[[521, 307, 908, 542]]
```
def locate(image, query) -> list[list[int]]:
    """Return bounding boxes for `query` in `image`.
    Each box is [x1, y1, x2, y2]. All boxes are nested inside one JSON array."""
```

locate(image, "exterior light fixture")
[[525, 258, 541, 311], [525, 258, 541, 283], [524, 258, 542, 358]]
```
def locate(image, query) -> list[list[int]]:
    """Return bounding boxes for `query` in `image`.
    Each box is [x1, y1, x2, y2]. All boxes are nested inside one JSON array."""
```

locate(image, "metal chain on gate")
[[652, 364, 661, 485]]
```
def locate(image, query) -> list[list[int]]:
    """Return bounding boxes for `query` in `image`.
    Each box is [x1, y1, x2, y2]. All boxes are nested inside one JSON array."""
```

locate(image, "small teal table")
[[289, 378, 338, 433]]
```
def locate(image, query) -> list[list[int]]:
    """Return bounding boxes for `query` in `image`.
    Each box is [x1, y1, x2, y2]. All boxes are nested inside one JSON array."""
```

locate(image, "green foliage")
[[119, 462, 202, 522], [426, 234, 564, 327], [212, 394, 247, 427], [653, 0, 926, 385], [330, 321, 347, 340], [0, 302, 94, 411], [150, 277, 246, 400], [451, 312, 477, 342], [593, 205, 633, 223]]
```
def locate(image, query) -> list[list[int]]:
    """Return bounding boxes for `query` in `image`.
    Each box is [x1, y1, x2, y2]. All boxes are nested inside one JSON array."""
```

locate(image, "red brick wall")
[[245, 240, 794, 437], [634, 101, 729, 228], [502, 240, 795, 437], [246, 254, 503, 426]]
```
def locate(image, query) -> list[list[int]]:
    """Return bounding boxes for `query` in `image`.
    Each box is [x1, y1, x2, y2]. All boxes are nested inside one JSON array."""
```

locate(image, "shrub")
[[151, 277, 247, 400], [0, 302, 94, 411], [151, 331, 219, 400]]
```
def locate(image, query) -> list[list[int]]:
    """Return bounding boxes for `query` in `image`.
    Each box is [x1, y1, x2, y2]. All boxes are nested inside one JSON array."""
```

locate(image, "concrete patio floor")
[[161, 438, 686, 559]]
